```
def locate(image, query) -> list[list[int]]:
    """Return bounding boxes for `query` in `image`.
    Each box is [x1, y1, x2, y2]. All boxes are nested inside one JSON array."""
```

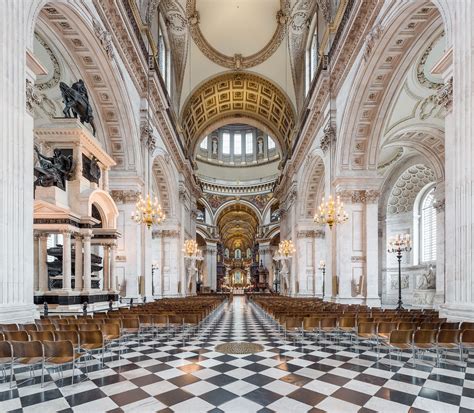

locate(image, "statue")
[[257, 138, 264, 155], [416, 266, 436, 290], [89, 156, 101, 184], [34, 146, 74, 191], [60, 79, 96, 136], [212, 138, 218, 155]]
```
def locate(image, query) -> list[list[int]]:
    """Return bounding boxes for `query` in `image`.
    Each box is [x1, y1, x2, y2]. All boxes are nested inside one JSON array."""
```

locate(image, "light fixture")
[[278, 240, 296, 258], [387, 233, 412, 310], [313, 195, 348, 228], [131, 194, 166, 229], [183, 239, 203, 260]]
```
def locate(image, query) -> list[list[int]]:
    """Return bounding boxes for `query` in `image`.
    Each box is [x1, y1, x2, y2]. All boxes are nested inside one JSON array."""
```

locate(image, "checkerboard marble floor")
[[1, 297, 474, 412]]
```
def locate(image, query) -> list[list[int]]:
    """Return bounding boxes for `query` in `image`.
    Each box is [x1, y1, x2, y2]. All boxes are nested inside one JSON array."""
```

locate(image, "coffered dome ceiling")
[[181, 71, 296, 157]]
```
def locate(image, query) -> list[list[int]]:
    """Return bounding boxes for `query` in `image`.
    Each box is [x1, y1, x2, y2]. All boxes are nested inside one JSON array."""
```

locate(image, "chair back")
[[59, 324, 78, 331], [461, 322, 474, 331], [285, 317, 303, 329], [101, 323, 121, 337], [29, 331, 54, 342], [35, 319, 52, 326], [54, 331, 79, 347], [152, 315, 168, 325], [0, 324, 19, 332], [339, 317, 356, 328], [358, 322, 376, 335], [0, 341, 12, 358], [11, 340, 43, 358], [414, 329, 437, 344], [461, 329, 474, 344], [377, 321, 399, 334], [43, 340, 73, 359], [183, 314, 200, 325], [20, 323, 38, 332], [303, 317, 320, 330], [168, 315, 183, 325], [79, 330, 104, 346], [437, 329, 460, 344], [121, 318, 140, 329], [419, 322, 440, 330], [320, 317, 337, 328], [398, 322, 418, 331], [5, 331, 29, 341], [78, 323, 101, 331], [441, 322, 460, 330], [389, 329, 413, 345], [139, 314, 153, 324], [37, 323, 56, 332]]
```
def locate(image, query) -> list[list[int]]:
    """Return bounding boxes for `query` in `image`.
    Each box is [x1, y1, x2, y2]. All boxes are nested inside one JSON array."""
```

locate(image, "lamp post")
[[318, 260, 326, 299], [387, 234, 412, 310]]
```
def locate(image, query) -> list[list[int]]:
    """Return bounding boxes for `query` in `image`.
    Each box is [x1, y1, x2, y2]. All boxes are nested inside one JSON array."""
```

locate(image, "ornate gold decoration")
[[183, 239, 202, 259], [185, 0, 289, 70], [181, 72, 295, 156], [314, 195, 348, 228], [131, 194, 166, 229], [215, 342, 264, 354], [278, 240, 296, 257]]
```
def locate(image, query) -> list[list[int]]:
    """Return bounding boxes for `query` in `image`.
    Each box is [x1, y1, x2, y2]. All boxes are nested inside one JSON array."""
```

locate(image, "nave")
[[0, 296, 473, 412]]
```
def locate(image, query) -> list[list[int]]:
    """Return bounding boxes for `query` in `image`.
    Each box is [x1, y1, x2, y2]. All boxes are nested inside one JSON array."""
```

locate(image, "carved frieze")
[[152, 229, 180, 239], [110, 189, 140, 204], [92, 19, 114, 59], [436, 77, 453, 111], [362, 24, 382, 62], [320, 122, 335, 154]]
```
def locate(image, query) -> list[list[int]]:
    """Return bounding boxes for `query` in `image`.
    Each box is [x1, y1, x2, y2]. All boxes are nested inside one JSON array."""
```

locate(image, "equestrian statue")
[[60, 79, 96, 136]]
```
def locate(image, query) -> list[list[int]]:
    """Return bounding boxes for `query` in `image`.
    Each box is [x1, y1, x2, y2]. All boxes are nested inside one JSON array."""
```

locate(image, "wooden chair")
[[28, 331, 55, 343], [78, 323, 101, 332], [338, 317, 356, 341], [461, 322, 474, 331], [398, 322, 418, 331], [319, 317, 338, 341], [386, 330, 413, 367], [302, 317, 320, 340], [0, 341, 13, 387], [78, 330, 105, 367], [412, 329, 437, 366], [437, 329, 462, 364], [101, 323, 121, 358], [284, 317, 304, 345], [121, 318, 141, 343], [19, 324, 38, 332], [152, 314, 168, 336], [43, 340, 83, 384], [356, 322, 378, 349], [461, 329, 474, 360], [4, 331, 29, 342], [0, 324, 19, 333], [377, 322, 399, 342], [11, 340, 44, 388], [440, 322, 460, 330], [54, 331, 80, 352]]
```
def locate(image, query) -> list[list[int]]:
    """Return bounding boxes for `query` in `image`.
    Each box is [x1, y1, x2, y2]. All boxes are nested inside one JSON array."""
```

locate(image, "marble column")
[[33, 234, 39, 292], [102, 245, 110, 292], [110, 244, 117, 292], [314, 230, 326, 298], [74, 235, 83, 291], [435, 2, 474, 320], [38, 234, 49, 293], [82, 234, 92, 292], [206, 243, 217, 291], [62, 232, 72, 291], [366, 192, 381, 306], [0, 1, 39, 322]]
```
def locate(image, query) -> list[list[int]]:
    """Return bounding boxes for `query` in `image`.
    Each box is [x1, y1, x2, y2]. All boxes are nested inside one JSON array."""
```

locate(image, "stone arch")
[[336, 2, 443, 173], [31, 2, 142, 173], [214, 199, 263, 225], [181, 71, 296, 159], [87, 189, 119, 229], [299, 153, 326, 219], [152, 152, 178, 218]]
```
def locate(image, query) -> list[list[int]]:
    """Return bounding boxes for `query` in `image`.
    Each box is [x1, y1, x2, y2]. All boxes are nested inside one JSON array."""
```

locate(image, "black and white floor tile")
[[1, 297, 473, 412]]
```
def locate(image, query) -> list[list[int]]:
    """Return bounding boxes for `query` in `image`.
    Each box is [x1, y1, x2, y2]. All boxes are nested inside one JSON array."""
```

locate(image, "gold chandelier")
[[313, 195, 348, 228], [278, 240, 296, 258], [183, 239, 203, 259], [131, 194, 166, 229]]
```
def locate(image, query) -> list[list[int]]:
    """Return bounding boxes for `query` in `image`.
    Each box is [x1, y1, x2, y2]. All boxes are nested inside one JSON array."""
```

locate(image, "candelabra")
[[314, 195, 349, 228], [278, 240, 296, 258], [131, 194, 166, 229], [387, 234, 412, 310], [318, 260, 326, 299]]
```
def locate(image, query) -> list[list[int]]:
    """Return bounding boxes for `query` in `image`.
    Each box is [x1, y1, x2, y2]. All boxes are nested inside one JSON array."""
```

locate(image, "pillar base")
[[440, 303, 474, 321], [366, 296, 382, 308], [336, 296, 366, 304], [0, 304, 39, 323]]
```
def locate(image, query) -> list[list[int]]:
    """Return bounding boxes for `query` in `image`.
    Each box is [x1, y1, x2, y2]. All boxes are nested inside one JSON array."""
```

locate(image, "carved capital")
[[436, 77, 453, 111], [296, 230, 315, 239], [365, 190, 380, 203], [320, 122, 335, 154]]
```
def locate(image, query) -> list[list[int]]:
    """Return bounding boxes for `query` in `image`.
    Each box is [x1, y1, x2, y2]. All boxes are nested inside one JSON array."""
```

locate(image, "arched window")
[[419, 186, 436, 262]]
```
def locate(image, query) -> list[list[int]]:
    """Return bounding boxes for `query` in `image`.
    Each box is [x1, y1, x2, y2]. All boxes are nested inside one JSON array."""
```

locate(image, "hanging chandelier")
[[278, 240, 296, 258], [313, 195, 348, 228], [131, 194, 166, 229], [183, 239, 203, 260]]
